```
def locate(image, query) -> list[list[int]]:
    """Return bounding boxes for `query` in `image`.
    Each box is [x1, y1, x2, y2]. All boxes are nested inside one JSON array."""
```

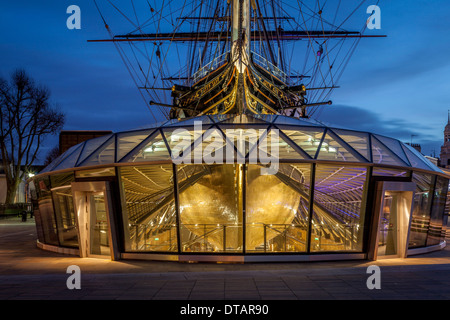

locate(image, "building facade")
[[30, 114, 449, 262]]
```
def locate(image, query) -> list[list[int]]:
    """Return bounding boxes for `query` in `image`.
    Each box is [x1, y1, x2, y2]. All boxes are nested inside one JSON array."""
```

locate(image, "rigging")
[[91, 0, 385, 120]]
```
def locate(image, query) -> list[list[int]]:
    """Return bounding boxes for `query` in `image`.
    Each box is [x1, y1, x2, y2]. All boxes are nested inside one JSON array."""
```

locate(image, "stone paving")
[[1, 216, 450, 301]]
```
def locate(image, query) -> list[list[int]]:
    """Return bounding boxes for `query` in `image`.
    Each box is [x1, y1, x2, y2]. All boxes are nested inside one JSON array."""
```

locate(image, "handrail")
[[192, 52, 229, 83], [131, 221, 359, 252], [264, 224, 307, 246], [251, 51, 288, 83]]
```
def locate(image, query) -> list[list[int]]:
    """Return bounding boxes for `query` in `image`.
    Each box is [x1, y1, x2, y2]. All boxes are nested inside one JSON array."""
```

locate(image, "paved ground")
[[1, 216, 450, 304]]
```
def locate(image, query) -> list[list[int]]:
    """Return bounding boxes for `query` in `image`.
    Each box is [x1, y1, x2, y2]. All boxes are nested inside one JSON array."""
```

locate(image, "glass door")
[[72, 181, 118, 260], [87, 192, 110, 257], [377, 190, 413, 258], [378, 192, 398, 257]]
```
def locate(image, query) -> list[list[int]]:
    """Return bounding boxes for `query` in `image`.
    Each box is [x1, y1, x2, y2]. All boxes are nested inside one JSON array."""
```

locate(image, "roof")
[[38, 114, 445, 176]]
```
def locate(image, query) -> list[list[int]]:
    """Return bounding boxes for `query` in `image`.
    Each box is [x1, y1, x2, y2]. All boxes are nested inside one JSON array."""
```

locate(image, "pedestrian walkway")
[[0, 216, 449, 301]]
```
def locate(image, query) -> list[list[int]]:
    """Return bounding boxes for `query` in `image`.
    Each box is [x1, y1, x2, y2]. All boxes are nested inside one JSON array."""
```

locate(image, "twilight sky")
[[0, 0, 449, 164]]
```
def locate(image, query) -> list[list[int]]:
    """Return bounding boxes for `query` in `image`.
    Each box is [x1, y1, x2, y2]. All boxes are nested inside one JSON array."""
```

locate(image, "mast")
[[231, 0, 251, 74]]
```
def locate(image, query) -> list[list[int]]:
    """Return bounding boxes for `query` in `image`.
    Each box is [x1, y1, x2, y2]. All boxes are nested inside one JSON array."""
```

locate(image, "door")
[[72, 181, 119, 260], [86, 192, 110, 257], [377, 192, 400, 257], [368, 181, 415, 260]]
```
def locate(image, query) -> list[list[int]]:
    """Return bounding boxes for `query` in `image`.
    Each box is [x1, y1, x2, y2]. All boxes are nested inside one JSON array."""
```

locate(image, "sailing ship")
[[90, 0, 384, 122]]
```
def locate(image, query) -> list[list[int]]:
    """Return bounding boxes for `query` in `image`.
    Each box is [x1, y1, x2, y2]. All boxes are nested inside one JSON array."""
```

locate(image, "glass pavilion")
[[30, 114, 449, 262]]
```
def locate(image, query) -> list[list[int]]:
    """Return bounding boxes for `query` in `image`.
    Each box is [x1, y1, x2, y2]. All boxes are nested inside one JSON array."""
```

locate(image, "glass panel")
[[50, 172, 75, 188], [178, 164, 243, 253], [372, 167, 409, 177], [39, 152, 66, 174], [191, 127, 230, 164], [50, 173, 78, 248], [116, 129, 154, 162], [371, 136, 408, 167], [427, 176, 449, 246], [409, 173, 434, 248], [245, 164, 311, 253], [51, 143, 84, 171], [119, 165, 177, 252], [35, 176, 58, 245], [123, 132, 171, 162], [76, 134, 113, 166], [401, 144, 434, 171], [163, 127, 201, 161], [332, 129, 370, 161], [257, 129, 308, 160], [89, 193, 109, 256], [426, 161, 444, 174], [52, 187, 78, 247], [374, 134, 410, 165], [311, 165, 368, 252], [41, 143, 83, 173], [221, 126, 266, 160], [280, 127, 325, 158], [164, 127, 234, 164], [317, 132, 362, 162], [75, 167, 116, 178], [80, 136, 116, 166]]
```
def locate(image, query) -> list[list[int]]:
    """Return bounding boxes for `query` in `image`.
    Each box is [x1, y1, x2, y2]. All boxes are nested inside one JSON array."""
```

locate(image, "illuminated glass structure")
[[30, 114, 449, 262]]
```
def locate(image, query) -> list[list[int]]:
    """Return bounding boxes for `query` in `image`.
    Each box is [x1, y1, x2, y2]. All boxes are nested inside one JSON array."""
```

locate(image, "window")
[[310, 165, 368, 252], [409, 173, 433, 248], [178, 164, 243, 253], [119, 165, 178, 252], [245, 163, 311, 253]]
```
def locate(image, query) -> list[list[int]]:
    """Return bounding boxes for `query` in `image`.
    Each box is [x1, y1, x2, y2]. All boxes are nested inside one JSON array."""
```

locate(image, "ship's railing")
[[192, 52, 229, 84], [251, 51, 288, 83], [191, 51, 288, 84]]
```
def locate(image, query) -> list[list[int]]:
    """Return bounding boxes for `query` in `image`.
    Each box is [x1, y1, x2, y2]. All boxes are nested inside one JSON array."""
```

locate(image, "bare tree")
[[0, 69, 64, 204]]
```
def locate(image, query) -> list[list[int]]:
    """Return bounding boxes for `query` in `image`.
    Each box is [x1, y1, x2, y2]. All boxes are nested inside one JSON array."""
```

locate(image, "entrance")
[[72, 181, 119, 260], [377, 191, 412, 258], [368, 181, 415, 260], [86, 192, 109, 257]]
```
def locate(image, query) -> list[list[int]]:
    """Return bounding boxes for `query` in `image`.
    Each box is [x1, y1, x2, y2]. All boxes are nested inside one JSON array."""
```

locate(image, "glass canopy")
[[42, 114, 442, 174], [33, 114, 449, 258]]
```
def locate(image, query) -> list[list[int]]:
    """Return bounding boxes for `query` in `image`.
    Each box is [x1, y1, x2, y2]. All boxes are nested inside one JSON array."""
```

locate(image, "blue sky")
[[0, 0, 449, 163]]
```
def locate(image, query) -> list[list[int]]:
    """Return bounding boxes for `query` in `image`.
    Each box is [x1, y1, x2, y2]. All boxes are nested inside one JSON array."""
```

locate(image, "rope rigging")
[[91, 0, 385, 121]]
